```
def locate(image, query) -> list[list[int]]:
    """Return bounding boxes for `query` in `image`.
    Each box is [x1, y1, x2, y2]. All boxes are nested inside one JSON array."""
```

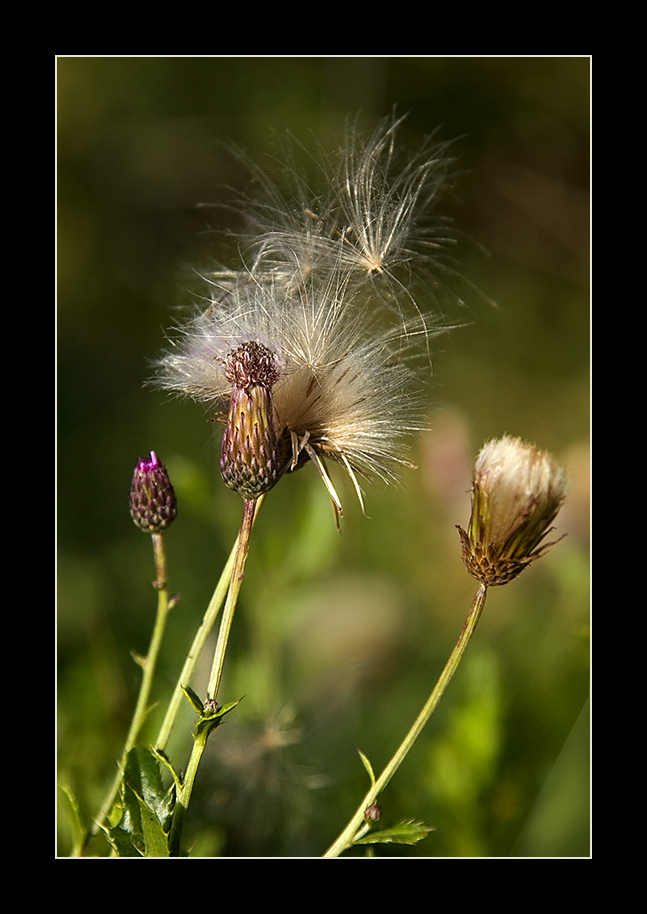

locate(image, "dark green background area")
[[57, 57, 590, 858]]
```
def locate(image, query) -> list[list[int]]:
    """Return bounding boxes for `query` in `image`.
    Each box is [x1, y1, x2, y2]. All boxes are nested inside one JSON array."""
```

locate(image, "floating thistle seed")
[[219, 340, 286, 500], [457, 436, 570, 586], [225, 113, 458, 320], [152, 116, 463, 518], [129, 451, 178, 533]]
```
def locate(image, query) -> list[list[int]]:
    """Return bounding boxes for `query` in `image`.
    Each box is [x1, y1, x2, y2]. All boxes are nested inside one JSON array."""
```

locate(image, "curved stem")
[[323, 583, 488, 858], [89, 533, 171, 844]]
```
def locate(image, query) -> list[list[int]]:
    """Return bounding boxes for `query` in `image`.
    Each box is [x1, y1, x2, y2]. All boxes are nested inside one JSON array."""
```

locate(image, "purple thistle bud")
[[129, 451, 178, 533]]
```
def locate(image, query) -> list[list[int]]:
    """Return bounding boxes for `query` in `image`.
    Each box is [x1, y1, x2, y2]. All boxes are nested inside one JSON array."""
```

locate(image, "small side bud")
[[365, 803, 382, 823], [129, 451, 178, 533], [457, 436, 570, 586]]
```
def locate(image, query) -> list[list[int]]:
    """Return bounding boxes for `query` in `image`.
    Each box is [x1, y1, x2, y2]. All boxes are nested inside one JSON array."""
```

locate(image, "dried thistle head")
[[153, 115, 463, 518], [156, 269, 442, 516], [457, 436, 571, 586]]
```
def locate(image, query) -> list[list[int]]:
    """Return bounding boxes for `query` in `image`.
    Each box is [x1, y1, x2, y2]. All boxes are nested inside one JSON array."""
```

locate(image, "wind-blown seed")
[[153, 115, 463, 515]]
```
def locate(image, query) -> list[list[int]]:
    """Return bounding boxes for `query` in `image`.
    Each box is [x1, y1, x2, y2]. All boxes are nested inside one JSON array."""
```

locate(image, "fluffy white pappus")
[[335, 114, 456, 277], [221, 113, 461, 328], [155, 266, 444, 514], [154, 114, 469, 516]]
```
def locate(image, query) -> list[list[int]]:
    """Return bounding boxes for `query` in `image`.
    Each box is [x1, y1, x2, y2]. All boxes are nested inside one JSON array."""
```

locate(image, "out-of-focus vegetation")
[[57, 56, 590, 858]]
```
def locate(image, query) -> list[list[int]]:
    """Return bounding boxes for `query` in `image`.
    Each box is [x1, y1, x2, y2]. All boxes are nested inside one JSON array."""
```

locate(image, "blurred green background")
[[57, 57, 590, 858]]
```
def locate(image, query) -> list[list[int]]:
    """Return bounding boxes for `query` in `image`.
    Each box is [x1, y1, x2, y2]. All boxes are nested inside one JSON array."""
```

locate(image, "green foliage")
[[183, 686, 243, 741], [58, 784, 86, 857], [357, 748, 376, 787], [355, 820, 435, 846], [351, 750, 434, 851], [106, 748, 174, 857]]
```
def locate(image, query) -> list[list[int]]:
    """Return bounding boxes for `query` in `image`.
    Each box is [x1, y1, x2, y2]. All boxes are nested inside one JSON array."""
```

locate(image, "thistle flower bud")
[[364, 803, 382, 823], [219, 341, 285, 500], [129, 451, 178, 533], [457, 436, 570, 586]]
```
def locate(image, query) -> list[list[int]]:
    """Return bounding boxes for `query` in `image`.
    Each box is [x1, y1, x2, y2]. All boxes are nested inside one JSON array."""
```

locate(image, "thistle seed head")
[[153, 115, 467, 517], [223, 339, 281, 389], [457, 436, 570, 586], [129, 451, 178, 533], [219, 341, 286, 500]]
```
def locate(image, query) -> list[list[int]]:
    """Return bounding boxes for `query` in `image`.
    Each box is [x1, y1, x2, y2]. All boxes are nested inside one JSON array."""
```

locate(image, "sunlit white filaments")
[[155, 114, 461, 516]]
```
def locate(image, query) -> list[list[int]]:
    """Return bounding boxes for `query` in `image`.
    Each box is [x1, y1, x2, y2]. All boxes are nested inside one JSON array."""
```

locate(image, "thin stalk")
[[89, 532, 171, 845], [323, 583, 488, 858], [169, 497, 258, 857], [156, 494, 264, 751], [155, 541, 235, 751], [206, 498, 258, 701], [167, 726, 209, 857]]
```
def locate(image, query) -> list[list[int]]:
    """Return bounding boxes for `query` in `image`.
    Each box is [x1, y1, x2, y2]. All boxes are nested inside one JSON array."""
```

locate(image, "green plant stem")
[[206, 497, 258, 702], [155, 494, 264, 751], [88, 532, 171, 847], [169, 497, 259, 857], [322, 582, 488, 858], [168, 725, 210, 857], [155, 542, 236, 752]]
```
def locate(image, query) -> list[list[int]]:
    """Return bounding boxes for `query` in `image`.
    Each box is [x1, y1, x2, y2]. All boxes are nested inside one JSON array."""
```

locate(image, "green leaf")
[[194, 697, 243, 739], [106, 747, 175, 857], [357, 748, 376, 787], [212, 698, 243, 718], [126, 747, 174, 826], [132, 791, 170, 857], [151, 747, 183, 791], [354, 820, 435, 847], [181, 685, 205, 715], [58, 784, 86, 856], [131, 650, 146, 669]]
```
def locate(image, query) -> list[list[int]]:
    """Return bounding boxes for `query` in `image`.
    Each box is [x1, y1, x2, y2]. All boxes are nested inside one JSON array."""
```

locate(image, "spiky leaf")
[[106, 747, 174, 857], [354, 819, 435, 846], [182, 685, 205, 715]]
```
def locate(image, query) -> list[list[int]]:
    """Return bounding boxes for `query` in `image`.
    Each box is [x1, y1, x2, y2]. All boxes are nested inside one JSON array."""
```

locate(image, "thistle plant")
[[84, 452, 178, 853], [323, 436, 570, 857], [457, 435, 571, 586], [149, 114, 457, 855], [65, 115, 574, 858]]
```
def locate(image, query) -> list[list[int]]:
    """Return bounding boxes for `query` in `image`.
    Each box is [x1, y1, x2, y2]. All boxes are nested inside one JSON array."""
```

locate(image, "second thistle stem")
[[169, 497, 258, 856], [207, 497, 258, 701], [89, 532, 171, 846], [155, 539, 237, 752], [323, 582, 488, 858]]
